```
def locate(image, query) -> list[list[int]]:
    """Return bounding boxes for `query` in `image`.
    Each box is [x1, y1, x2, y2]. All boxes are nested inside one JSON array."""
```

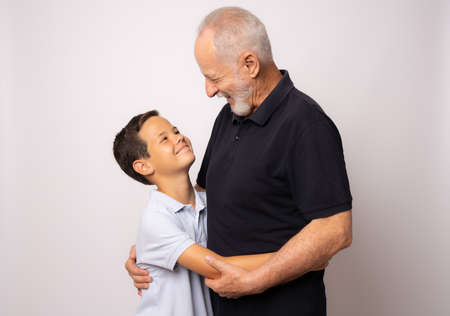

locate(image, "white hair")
[[198, 7, 273, 65]]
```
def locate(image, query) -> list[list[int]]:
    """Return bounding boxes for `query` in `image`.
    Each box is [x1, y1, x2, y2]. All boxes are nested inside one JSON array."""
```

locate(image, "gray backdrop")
[[1, 0, 449, 315]]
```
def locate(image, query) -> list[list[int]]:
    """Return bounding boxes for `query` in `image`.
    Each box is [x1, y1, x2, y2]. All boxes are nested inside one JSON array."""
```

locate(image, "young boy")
[[113, 110, 273, 316]]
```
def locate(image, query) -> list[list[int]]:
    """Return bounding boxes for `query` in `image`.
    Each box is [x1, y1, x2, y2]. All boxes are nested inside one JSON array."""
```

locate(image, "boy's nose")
[[175, 134, 185, 144]]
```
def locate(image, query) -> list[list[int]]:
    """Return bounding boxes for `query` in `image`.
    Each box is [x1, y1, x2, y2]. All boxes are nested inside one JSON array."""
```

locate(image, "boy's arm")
[[183, 186, 328, 278], [177, 243, 274, 279], [190, 185, 274, 275]]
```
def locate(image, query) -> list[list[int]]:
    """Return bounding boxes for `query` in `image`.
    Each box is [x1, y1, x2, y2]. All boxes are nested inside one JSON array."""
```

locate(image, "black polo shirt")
[[197, 70, 352, 316]]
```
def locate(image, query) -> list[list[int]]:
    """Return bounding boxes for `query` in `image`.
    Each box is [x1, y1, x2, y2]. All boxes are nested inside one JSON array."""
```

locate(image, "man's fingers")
[[126, 244, 152, 292], [133, 275, 153, 284], [205, 278, 221, 294], [205, 256, 232, 273], [125, 259, 149, 276], [129, 245, 137, 260], [313, 261, 329, 271], [205, 278, 215, 289], [134, 281, 150, 290]]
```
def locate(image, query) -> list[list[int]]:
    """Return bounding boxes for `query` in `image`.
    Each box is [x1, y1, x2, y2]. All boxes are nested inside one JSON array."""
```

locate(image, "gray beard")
[[230, 100, 252, 116]]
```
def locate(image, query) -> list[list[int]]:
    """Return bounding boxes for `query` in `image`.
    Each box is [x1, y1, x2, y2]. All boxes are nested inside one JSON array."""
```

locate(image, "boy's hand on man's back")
[[125, 245, 153, 296]]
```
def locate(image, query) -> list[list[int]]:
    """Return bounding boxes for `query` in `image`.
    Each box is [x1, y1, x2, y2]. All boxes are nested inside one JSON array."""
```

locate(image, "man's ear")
[[239, 52, 260, 79], [133, 159, 155, 177]]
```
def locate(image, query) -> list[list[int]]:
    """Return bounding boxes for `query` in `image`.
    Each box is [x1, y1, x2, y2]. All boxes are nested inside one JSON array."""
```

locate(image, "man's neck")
[[250, 64, 283, 110], [155, 173, 196, 211]]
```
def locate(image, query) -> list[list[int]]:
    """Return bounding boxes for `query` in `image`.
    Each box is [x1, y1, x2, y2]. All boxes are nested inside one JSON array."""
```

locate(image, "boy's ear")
[[133, 159, 155, 177]]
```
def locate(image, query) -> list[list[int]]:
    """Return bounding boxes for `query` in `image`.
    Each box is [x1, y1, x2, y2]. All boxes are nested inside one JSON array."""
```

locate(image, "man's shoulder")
[[280, 88, 335, 133], [285, 88, 326, 119]]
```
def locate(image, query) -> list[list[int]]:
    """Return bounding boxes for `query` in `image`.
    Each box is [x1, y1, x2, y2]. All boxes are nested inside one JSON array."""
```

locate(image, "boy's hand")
[[125, 245, 153, 296]]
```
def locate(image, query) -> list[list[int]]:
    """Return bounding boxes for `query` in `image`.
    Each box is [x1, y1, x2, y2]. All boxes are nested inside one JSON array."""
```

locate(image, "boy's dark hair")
[[113, 110, 159, 185]]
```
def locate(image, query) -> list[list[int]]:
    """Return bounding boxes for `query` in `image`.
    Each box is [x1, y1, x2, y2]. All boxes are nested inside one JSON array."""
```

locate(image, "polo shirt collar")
[[232, 70, 294, 126], [151, 188, 206, 214], [194, 190, 207, 213]]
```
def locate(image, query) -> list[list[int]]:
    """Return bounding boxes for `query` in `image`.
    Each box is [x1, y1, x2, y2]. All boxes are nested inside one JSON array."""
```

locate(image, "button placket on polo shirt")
[[234, 119, 243, 142], [228, 119, 242, 165], [229, 119, 254, 175], [231, 119, 247, 154]]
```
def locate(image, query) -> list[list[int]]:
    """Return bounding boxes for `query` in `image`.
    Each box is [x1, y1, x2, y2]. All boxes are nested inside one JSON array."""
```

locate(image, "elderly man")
[[126, 7, 352, 316]]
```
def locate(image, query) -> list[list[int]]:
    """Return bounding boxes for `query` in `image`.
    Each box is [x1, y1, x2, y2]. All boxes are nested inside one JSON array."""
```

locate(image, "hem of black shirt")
[[304, 201, 352, 220]]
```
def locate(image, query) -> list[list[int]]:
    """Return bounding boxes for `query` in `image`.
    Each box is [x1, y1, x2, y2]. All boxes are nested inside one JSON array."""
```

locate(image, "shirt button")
[[235, 135, 240, 141]]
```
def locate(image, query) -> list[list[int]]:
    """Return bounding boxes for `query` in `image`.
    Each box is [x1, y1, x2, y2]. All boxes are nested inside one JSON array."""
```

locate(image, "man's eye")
[[174, 130, 180, 134], [208, 77, 219, 83], [161, 137, 167, 142]]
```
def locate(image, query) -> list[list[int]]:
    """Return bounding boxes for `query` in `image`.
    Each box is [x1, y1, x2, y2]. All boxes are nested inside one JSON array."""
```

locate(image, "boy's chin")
[[182, 151, 195, 162], [185, 155, 196, 168], [178, 154, 195, 170]]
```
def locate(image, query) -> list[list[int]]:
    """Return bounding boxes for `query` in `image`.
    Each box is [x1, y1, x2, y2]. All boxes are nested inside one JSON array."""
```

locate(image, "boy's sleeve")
[[136, 210, 195, 271]]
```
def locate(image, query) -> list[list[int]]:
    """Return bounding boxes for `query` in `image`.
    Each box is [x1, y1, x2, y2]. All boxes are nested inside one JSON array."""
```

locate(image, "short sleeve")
[[136, 210, 195, 271], [286, 119, 352, 221]]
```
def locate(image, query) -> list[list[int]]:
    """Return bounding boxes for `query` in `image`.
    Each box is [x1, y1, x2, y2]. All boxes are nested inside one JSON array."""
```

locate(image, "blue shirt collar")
[[150, 188, 206, 214]]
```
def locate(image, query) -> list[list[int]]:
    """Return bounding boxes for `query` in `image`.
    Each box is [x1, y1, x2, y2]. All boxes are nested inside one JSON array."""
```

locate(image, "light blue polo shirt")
[[135, 189, 213, 316]]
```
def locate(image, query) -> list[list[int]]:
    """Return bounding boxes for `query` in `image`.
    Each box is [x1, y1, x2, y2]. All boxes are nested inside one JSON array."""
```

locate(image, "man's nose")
[[205, 78, 218, 98]]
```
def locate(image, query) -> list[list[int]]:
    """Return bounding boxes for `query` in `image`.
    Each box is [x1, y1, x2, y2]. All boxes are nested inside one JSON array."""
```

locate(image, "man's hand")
[[204, 256, 262, 299], [204, 256, 329, 299], [313, 261, 329, 270], [125, 245, 152, 296]]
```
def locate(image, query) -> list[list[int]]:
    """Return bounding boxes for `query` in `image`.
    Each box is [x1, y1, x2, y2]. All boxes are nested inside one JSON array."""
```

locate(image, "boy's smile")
[[134, 116, 195, 180], [176, 144, 191, 156]]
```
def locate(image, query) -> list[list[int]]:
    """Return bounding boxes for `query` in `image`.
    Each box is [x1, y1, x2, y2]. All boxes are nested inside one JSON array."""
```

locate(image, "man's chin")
[[230, 103, 252, 116]]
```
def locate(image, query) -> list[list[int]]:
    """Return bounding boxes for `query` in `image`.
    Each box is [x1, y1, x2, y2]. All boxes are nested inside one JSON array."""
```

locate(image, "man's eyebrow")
[[172, 126, 178, 131], [158, 131, 168, 137], [203, 73, 216, 79]]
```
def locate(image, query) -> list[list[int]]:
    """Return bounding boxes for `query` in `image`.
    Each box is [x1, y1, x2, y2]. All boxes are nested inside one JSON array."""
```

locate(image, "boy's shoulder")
[[138, 190, 185, 232], [144, 190, 184, 214], [141, 189, 207, 218]]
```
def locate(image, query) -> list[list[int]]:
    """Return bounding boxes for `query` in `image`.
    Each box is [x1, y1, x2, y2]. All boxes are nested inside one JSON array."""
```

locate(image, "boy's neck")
[[155, 173, 196, 211]]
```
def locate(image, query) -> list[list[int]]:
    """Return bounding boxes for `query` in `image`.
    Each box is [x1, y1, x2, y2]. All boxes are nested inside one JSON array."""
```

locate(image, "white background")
[[1, 0, 449, 315]]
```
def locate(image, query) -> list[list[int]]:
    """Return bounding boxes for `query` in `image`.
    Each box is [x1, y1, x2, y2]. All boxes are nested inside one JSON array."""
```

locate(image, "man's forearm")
[[248, 210, 352, 293]]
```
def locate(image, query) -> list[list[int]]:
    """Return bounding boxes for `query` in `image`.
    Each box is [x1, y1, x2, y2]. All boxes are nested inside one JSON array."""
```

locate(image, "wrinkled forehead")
[[195, 30, 221, 70], [195, 28, 215, 59], [195, 32, 236, 78]]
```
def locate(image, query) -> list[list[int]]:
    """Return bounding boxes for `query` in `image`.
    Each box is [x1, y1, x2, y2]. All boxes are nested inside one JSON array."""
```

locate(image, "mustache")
[[217, 92, 231, 98]]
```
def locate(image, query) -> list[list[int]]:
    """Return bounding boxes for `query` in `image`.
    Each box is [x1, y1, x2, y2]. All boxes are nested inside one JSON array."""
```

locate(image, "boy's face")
[[135, 116, 195, 178]]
